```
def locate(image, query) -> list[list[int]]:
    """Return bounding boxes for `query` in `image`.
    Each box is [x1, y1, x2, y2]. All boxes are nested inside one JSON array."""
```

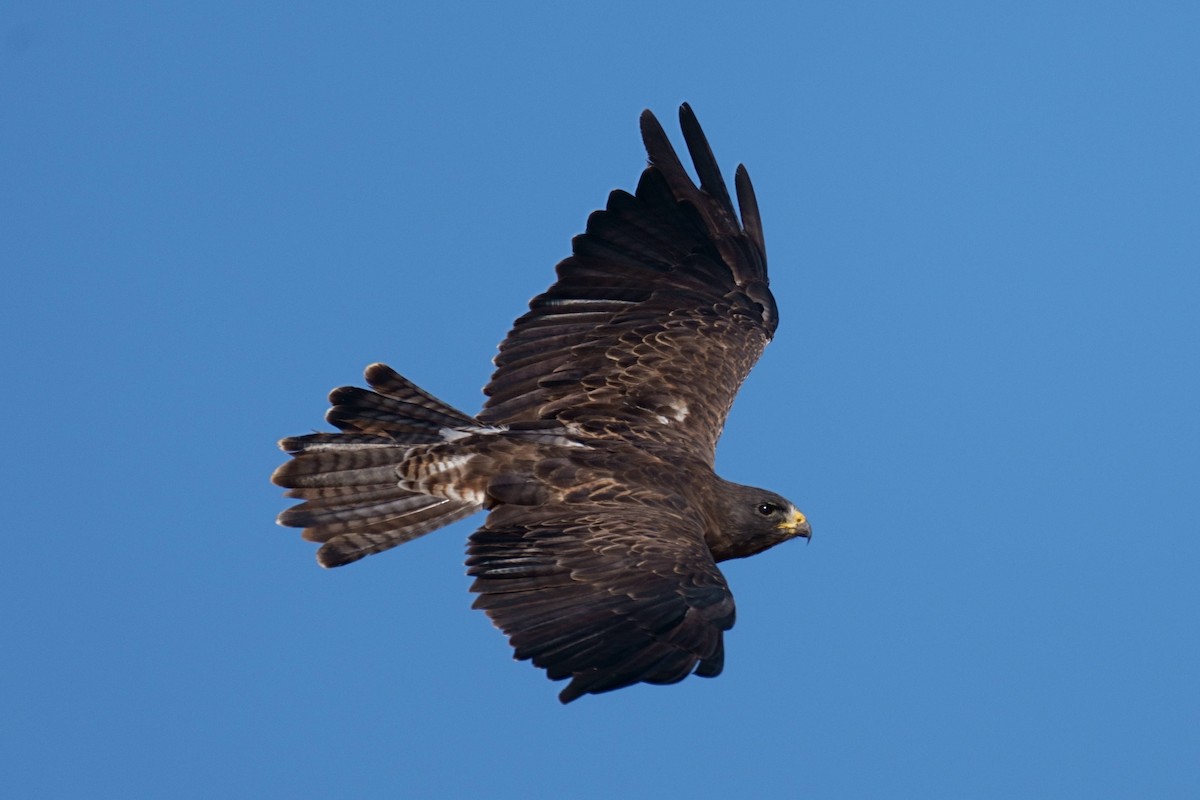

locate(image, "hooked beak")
[[780, 508, 812, 541]]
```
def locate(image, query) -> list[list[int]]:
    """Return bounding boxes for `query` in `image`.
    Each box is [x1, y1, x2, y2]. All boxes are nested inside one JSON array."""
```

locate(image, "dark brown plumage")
[[272, 104, 811, 703]]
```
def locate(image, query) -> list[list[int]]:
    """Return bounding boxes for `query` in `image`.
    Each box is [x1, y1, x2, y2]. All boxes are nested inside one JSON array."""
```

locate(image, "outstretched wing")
[[479, 104, 776, 465], [468, 500, 736, 703]]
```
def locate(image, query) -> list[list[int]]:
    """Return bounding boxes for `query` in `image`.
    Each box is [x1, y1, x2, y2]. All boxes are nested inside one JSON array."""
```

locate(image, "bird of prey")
[[272, 104, 811, 703]]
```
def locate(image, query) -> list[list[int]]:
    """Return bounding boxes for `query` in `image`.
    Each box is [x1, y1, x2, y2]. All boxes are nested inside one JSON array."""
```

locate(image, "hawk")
[[273, 104, 811, 703]]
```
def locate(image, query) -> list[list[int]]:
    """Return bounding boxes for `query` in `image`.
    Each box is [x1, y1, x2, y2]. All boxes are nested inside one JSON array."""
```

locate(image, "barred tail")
[[272, 363, 484, 567]]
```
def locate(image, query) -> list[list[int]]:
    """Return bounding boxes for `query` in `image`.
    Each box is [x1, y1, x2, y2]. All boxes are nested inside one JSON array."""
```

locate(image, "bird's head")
[[710, 483, 811, 561]]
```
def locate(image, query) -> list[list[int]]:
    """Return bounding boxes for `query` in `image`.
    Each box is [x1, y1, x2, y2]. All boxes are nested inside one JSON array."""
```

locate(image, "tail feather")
[[272, 446, 411, 488], [279, 489, 440, 529], [279, 432, 397, 450], [322, 363, 480, 442], [281, 482, 414, 503], [365, 362, 478, 421], [284, 482, 403, 501], [313, 499, 479, 567], [273, 363, 486, 567]]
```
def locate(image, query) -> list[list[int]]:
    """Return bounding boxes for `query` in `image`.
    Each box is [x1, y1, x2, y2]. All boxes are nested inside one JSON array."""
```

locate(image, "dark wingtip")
[[678, 102, 698, 139], [694, 642, 725, 678], [677, 102, 733, 214], [734, 163, 765, 261], [638, 107, 671, 166], [558, 682, 584, 704]]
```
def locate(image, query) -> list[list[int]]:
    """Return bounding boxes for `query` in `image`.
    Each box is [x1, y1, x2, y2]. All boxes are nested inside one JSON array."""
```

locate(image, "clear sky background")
[[3, 2, 1198, 798]]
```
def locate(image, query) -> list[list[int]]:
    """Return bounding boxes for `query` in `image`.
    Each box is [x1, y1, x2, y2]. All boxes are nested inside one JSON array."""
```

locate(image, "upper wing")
[[479, 104, 776, 465], [467, 500, 736, 703]]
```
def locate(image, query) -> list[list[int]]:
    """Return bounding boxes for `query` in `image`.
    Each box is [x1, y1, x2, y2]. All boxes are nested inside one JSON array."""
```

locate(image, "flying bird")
[[272, 104, 811, 703]]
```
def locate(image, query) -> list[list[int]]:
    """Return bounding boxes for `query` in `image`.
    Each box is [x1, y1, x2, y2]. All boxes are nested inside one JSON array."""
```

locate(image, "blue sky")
[[3, 2, 1198, 797]]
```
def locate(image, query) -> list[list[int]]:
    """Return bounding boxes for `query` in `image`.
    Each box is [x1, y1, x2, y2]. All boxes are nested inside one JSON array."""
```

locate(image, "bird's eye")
[[756, 503, 779, 516]]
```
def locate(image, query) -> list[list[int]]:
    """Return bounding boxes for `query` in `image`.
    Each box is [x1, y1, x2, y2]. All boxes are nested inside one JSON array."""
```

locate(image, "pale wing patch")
[[440, 425, 507, 442], [654, 401, 689, 425]]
